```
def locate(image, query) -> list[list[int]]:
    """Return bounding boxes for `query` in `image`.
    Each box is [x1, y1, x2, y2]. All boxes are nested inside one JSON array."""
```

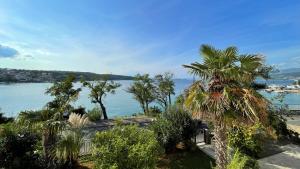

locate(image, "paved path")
[[258, 144, 300, 169], [197, 142, 300, 169]]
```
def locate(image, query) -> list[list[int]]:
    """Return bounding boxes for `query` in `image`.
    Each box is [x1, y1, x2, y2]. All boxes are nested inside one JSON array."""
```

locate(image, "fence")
[[80, 139, 92, 155]]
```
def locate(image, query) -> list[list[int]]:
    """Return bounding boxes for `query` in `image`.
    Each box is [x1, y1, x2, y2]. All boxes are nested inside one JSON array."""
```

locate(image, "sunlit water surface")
[[0, 79, 299, 117]]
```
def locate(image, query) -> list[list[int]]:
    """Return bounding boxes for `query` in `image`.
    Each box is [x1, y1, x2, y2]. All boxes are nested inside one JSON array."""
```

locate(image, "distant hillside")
[[0, 68, 133, 83], [271, 68, 300, 80]]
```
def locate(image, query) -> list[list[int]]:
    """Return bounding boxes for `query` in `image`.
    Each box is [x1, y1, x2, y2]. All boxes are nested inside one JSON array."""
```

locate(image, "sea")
[[0, 79, 299, 117]]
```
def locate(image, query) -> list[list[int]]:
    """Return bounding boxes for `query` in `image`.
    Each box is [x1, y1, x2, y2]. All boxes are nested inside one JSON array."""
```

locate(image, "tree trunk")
[[98, 100, 107, 120], [42, 130, 55, 160], [145, 103, 149, 115], [141, 104, 146, 115], [168, 94, 172, 107], [214, 116, 228, 169], [164, 102, 168, 112]]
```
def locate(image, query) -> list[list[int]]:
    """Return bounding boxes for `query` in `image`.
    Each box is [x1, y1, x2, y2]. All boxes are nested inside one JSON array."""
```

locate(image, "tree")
[[127, 74, 155, 115], [154, 72, 175, 111], [45, 75, 81, 117], [183, 45, 269, 169], [82, 79, 121, 120], [16, 76, 80, 162]]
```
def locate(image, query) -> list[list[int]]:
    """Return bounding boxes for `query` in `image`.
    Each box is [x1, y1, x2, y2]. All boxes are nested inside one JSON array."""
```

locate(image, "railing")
[[80, 139, 92, 155]]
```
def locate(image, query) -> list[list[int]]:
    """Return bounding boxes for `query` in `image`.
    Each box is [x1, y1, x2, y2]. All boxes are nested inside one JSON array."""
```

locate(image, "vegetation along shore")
[[1, 45, 300, 169]]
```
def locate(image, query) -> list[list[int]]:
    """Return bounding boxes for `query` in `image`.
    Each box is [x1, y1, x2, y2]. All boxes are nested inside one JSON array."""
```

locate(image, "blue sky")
[[0, 0, 300, 78]]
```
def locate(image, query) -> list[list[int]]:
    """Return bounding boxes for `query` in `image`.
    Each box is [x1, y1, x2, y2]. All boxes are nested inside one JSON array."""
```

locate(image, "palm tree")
[[17, 110, 66, 160], [183, 45, 269, 169]]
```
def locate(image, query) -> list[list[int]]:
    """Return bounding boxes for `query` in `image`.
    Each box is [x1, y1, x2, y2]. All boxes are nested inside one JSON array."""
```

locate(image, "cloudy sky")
[[0, 0, 300, 78]]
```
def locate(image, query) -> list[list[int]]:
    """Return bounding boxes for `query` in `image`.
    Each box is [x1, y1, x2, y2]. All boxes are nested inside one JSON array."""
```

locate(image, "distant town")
[[0, 68, 133, 83]]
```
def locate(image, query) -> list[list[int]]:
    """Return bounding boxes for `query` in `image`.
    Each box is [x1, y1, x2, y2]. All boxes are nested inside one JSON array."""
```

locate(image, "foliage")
[[183, 44, 270, 169], [127, 74, 156, 115], [250, 82, 267, 90], [154, 72, 175, 111], [71, 106, 86, 116], [46, 75, 81, 115], [86, 106, 103, 122], [54, 130, 83, 168], [268, 106, 300, 144], [68, 113, 90, 129], [227, 124, 266, 157], [0, 111, 14, 124], [148, 106, 162, 116], [150, 107, 197, 152], [227, 150, 259, 169], [175, 94, 185, 107], [92, 125, 161, 169], [82, 78, 121, 119], [0, 68, 133, 83], [0, 126, 43, 169], [53, 113, 89, 168], [16, 109, 67, 162], [268, 111, 289, 138]]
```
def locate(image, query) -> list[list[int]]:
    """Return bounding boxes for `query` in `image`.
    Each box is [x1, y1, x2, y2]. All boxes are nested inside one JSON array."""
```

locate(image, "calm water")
[[0, 79, 299, 117]]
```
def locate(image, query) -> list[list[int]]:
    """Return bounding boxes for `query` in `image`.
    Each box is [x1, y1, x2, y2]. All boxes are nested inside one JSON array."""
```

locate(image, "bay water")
[[0, 79, 299, 117]]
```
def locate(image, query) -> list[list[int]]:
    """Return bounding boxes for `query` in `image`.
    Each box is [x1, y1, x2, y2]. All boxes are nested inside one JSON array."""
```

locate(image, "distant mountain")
[[0, 68, 133, 83], [271, 68, 300, 80]]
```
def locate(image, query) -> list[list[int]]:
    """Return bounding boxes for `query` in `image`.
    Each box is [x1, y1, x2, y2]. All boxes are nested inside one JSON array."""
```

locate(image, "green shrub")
[[148, 106, 162, 116], [92, 125, 161, 169], [227, 150, 259, 169], [150, 106, 197, 152], [54, 130, 83, 168], [268, 111, 289, 138], [0, 111, 14, 124], [87, 106, 102, 121], [228, 124, 265, 157], [0, 126, 43, 169]]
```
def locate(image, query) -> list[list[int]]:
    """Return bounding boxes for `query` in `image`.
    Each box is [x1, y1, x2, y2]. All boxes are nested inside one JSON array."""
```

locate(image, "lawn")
[[157, 148, 215, 169]]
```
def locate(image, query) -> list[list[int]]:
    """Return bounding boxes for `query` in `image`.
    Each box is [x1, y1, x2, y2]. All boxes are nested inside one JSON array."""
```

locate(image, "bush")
[[0, 110, 14, 124], [92, 125, 161, 169], [71, 106, 86, 116], [0, 125, 43, 169], [54, 130, 83, 168], [87, 107, 102, 122], [268, 111, 289, 138], [227, 124, 265, 157], [148, 106, 162, 116], [150, 107, 197, 152], [227, 150, 259, 169]]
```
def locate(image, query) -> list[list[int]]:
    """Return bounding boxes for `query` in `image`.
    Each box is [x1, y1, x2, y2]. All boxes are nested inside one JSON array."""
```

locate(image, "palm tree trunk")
[[214, 116, 228, 169], [42, 130, 56, 160]]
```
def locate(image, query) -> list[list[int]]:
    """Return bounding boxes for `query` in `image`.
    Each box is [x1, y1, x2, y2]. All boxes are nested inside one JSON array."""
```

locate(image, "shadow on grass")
[[158, 148, 215, 169]]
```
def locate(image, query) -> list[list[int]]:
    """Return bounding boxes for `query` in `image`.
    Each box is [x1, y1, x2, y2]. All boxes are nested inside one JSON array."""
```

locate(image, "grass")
[[78, 148, 215, 169], [77, 155, 94, 169], [157, 148, 215, 169]]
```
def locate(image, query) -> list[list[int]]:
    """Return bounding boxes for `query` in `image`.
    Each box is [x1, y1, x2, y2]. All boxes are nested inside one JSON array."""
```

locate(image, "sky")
[[0, 0, 300, 78]]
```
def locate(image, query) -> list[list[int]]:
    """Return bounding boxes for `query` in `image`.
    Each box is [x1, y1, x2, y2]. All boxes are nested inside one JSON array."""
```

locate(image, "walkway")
[[259, 144, 300, 169], [197, 141, 300, 169]]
